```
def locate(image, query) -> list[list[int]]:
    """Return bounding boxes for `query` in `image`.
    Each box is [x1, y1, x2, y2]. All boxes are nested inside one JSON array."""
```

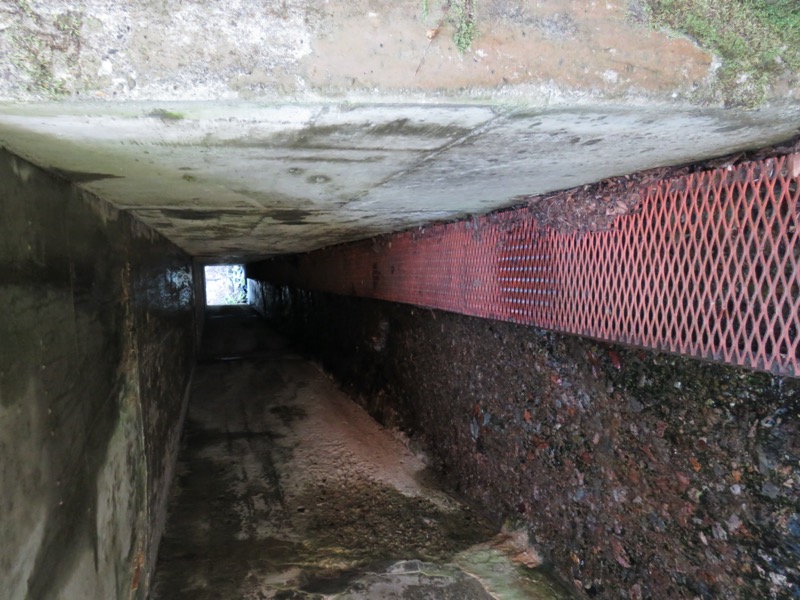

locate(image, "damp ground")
[[258, 288, 800, 599], [150, 305, 573, 599]]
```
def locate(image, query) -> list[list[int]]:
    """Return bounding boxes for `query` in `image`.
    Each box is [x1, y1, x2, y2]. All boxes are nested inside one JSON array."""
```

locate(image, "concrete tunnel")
[[2, 4, 800, 599]]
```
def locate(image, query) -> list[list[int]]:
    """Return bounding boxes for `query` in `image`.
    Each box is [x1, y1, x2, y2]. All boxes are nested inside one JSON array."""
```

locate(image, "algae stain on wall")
[[0, 149, 195, 599]]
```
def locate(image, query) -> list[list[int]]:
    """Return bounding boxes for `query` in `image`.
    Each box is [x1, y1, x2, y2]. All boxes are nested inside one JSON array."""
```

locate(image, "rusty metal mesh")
[[254, 154, 800, 376]]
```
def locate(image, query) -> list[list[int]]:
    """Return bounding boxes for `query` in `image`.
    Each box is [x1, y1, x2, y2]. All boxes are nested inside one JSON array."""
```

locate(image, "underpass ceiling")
[[1, 1, 798, 260], [1, 101, 798, 261]]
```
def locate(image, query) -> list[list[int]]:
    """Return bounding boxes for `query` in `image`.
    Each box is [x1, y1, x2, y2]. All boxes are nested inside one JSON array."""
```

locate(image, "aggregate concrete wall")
[[249, 280, 800, 600], [0, 149, 195, 599]]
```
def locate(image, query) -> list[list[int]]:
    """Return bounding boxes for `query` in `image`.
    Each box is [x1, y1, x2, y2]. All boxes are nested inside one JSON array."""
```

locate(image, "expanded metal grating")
[[254, 154, 800, 377]]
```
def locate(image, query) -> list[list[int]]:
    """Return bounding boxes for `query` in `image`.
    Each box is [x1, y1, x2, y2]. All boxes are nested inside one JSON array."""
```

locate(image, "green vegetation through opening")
[[205, 265, 247, 305]]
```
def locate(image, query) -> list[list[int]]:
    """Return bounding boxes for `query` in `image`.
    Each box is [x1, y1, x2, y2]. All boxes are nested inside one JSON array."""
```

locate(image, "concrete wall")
[[248, 279, 800, 600], [192, 261, 206, 358], [0, 150, 195, 599]]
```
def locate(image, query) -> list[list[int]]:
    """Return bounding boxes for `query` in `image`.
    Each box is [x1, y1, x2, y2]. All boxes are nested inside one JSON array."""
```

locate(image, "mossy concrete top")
[[0, 0, 798, 260]]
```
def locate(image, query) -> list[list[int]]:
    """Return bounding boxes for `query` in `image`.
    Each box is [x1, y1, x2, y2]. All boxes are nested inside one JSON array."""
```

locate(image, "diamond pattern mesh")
[[253, 154, 800, 376]]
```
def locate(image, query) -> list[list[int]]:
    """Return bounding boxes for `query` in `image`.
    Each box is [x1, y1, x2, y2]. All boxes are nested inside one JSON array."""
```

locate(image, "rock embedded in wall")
[[250, 282, 800, 600]]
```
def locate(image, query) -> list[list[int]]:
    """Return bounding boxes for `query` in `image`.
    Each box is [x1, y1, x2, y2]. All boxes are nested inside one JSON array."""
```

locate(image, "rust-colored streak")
[[255, 154, 800, 377]]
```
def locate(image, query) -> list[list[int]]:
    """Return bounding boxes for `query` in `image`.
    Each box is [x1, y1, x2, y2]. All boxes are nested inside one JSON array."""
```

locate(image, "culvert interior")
[[150, 303, 574, 599], [2, 112, 799, 600]]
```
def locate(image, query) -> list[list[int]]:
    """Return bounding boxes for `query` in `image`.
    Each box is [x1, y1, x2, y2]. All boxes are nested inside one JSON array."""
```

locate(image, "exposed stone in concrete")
[[151, 305, 572, 599], [250, 284, 800, 600], [0, 150, 195, 599]]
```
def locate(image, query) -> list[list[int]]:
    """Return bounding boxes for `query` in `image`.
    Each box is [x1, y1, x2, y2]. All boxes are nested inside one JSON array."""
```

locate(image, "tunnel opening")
[[4, 129, 800, 600], [204, 264, 247, 306]]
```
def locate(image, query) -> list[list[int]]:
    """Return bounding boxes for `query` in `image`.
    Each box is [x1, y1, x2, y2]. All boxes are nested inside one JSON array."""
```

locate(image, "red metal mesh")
[[255, 154, 800, 377]]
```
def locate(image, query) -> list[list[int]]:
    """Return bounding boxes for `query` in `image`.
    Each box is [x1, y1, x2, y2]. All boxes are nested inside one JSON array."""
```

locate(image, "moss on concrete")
[[5, 1, 84, 98], [641, 0, 800, 107]]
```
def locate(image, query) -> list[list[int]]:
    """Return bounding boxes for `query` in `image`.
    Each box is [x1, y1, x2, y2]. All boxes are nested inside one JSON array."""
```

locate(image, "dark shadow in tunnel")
[[198, 304, 293, 363]]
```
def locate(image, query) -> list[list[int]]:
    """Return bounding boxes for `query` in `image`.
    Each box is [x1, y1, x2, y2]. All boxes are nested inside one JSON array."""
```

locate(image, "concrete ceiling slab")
[[0, 101, 798, 260], [347, 107, 800, 213]]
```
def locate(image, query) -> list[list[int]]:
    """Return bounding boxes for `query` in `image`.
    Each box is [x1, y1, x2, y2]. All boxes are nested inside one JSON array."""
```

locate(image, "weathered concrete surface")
[[0, 101, 798, 260], [129, 213, 197, 588], [151, 305, 572, 599], [1, 0, 799, 261], [0, 150, 195, 599], [250, 283, 800, 600], [0, 0, 734, 103]]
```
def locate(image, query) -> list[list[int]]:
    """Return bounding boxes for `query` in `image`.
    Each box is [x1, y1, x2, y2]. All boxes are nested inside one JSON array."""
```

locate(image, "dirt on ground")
[[152, 306, 572, 600], [260, 286, 800, 600], [3, 0, 799, 106], [0, 0, 720, 103]]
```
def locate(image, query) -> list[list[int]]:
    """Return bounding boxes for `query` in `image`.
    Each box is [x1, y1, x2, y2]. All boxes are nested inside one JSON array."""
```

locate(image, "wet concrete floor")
[[150, 305, 572, 599]]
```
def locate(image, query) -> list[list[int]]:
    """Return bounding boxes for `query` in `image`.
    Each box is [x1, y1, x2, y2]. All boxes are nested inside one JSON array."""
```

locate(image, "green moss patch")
[[642, 0, 800, 106]]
